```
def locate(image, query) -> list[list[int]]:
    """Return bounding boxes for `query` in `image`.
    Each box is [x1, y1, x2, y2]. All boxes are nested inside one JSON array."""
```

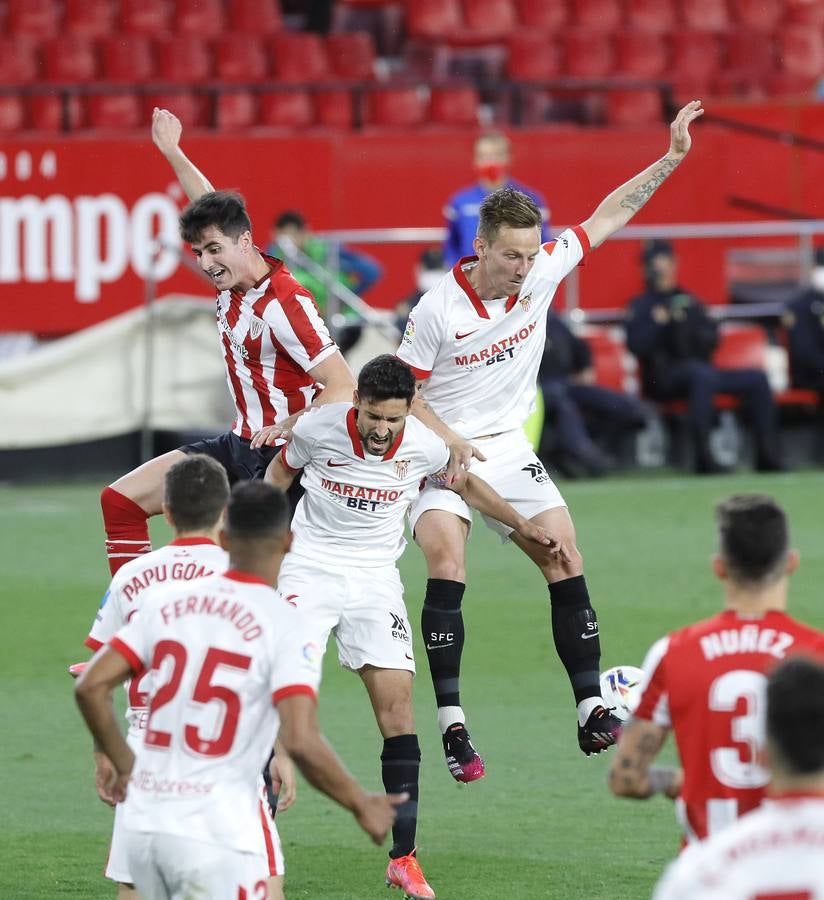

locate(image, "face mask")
[[811, 266, 824, 293], [476, 162, 507, 183]]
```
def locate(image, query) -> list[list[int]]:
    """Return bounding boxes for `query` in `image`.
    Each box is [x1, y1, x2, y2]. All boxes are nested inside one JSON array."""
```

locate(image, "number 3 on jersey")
[[144, 640, 252, 756], [709, 669, 769, 790]]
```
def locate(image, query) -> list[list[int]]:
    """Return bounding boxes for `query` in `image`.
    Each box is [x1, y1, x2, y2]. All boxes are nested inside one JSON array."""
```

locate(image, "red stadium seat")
[[671, 32, 722, 92], [731, 0, 783, 31], [506, 32, 562, 80], [562, 31, 616, 78], [214, 35, 268, 82], [767, 71, 822, 95], [406, 0, 463, 40], [216, 92, 257, 130], [614, 31, 668, 78], [430, 85, 480, 126], [605, 88, 663, 126], [777, 25, 824, 79], [786, 0, 824, 26], [681, 0, 731, 31], [326, 32, 376, 80], [514, 0, 570, 31], [573, 0, 623, 31], [366, 86, 428, 127], [86, 94, 143, 130], [715, 31, 776, 95], [228, 0, 284, 34], [142, 92, 206, 127], [64, 0, 114, 38], [713, 324, 767, 370], [156, 36, 212, 83], [174, 0, 225, 38], [43, 37, 99, 83], [462, 0, 519, 39], [120, 0, 171, 36], [0, 38, 39, 84], [8, 0, 61, 39], [272, 33, 330, 83], [258, 91, 315, 128], [626, 0, 676, 31], [29, 95, 83, 132], [582, 328, 634, 393], [101, 36, 155, 83], [0, 97, 26, 132], [316, 89, 355, 128]]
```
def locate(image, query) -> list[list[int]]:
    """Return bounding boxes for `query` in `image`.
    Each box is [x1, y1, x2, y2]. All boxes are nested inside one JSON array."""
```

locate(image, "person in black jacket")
[[785, 251, 824, 396], [625, 240, 784, 473], [539, 312, 649, 476]]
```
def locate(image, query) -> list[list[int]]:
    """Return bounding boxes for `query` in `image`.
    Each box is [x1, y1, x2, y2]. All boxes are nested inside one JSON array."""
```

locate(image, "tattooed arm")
[[607, 717, 682, 800], [579, 100, 704, 249]]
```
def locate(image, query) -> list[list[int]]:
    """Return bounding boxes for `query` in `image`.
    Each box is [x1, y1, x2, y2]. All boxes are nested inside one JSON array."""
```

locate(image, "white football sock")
[[438, 706, 465, 734], [577, 696, 604, 727]]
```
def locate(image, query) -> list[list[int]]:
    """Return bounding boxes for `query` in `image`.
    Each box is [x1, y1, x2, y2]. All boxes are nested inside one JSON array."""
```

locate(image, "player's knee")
[[427, 557, 465, 581]]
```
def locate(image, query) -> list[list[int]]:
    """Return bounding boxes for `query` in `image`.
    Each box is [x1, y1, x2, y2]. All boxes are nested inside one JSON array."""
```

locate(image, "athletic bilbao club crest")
[[519, 292, 533, 312], [394, 459, 410, 479], [249, 315, 265, 339]]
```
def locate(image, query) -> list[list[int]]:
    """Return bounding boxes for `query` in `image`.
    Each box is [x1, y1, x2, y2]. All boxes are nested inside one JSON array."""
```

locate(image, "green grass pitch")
[[3, 471, 824, 899]]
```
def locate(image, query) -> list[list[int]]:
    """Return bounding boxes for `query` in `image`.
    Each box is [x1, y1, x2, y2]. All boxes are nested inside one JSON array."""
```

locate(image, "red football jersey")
[[635, 609, 824, 843]]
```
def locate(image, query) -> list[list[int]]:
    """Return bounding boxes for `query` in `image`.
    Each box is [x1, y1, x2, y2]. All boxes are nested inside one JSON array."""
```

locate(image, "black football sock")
[[381, 734, 421, 859], [549, 575, 602, 704], [421, 578, 466, 710]]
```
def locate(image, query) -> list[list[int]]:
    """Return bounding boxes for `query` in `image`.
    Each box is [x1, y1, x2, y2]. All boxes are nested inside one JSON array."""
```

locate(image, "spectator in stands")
[[625, 240, 785, 473], [394, 246, 448, 333], [784, 247, 824, 398], [539, 311, 649, 477], [267, 210, 382, 355], [442, 132, 550, 266]]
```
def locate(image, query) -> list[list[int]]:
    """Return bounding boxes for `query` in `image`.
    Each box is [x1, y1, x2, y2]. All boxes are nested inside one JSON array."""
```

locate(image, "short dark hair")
[[641, 239, 674, 265], [225, 480, 290, 540], [477, 187, 542, 244], [179, 190, 252, 244], [275, 209, 306, 230], [767, 656, 824, 775], [715, 494, 789, 585], [164, 454, 230, 532], [357, 354, 416, 405]]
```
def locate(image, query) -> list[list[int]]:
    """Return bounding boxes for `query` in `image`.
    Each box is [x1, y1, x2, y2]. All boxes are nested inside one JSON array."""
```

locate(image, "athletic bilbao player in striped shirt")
[[101, 109, 354, 576]]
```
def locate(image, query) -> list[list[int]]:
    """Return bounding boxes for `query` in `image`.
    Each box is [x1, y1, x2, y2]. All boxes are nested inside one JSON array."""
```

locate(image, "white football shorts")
[[126, 831, 270, 900], [277, 555, 415, 673], [409, 428, 566, 541]]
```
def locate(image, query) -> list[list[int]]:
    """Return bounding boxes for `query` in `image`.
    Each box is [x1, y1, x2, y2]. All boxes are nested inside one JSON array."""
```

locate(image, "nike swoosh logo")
[[327, 459, 351, 468], [425, 643, 452, 650], [455, 330, 478, 340], [405, 653, 414, 661], [581, 631, 600, 640]]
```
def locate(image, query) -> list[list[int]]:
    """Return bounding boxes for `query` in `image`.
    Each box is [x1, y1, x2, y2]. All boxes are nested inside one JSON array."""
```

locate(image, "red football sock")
[[100, 486, 151, 575]]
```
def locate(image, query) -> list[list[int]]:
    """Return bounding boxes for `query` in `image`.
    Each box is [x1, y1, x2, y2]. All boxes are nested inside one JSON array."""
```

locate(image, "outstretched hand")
[[668, 100, 704, 158], [151, 107, 182, 156]]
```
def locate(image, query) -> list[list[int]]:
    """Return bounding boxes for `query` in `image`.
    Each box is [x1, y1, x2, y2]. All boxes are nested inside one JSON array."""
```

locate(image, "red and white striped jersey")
[[396, 227, 589, 440], [216, 254, 338, 440], [635, 609, 824, 843]]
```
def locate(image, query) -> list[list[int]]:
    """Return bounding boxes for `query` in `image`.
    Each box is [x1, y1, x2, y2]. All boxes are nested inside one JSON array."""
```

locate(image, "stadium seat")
[[366, 86, 428, 127], [731, 0, 783, 31], [671, 32, 722, 93], [156, 36, 212, 83], [406, 0, 463, 41], [0, 38, 39, 84], [462, 0, 519, 40], [101, 36, 155, 83], [0, 97, 26, 132], [713, 324, 767, 370], [258, 91, 315, 128], [228, 0, 284, 34], [326, 32, 376, 80], [142, 92, 206, 127], [43, 37, 99, 83], [8, 0, 60, 39], [214, 35, 268, 83], [562, 31, 616, 78], [715, 31, 776, 95], [573, 0, 623, 31], [614, 31, 668, 78], [514, 0, 570, 31], [606, 88, 663, 126], [272, 33, 330, 83], [505, 32, 562, 80], [29, 95, 83, 132], [174, 0, 225, 38], [430, 85, 480, 126], [86, 94, 143, 130], [120, 0, 171, 36], [64, 0, 114, 38], [625, 0, 676, 31], [767, 71, 821, 96], [681, 0, 731, 31], [786, 0, 824, 26], [776, 26, 824, 79], [316, 89, 355, 128], [216, 92, 258, 131], [582, 328, 634, 393]]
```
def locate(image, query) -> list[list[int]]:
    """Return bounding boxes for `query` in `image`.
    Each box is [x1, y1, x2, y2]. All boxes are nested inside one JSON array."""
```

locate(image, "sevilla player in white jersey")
[[397, 101, 705, 770], [610, 495, 824, 846], [76, 481, 403, 900], [654, 656, 824, 899], [99, 108, 354, 577], [265, 354, 558, 899]]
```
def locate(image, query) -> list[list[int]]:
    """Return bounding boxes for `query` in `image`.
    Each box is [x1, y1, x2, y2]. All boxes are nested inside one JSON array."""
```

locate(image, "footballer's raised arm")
[[579, 100, 704, 250], [151, 107, 215, 202]]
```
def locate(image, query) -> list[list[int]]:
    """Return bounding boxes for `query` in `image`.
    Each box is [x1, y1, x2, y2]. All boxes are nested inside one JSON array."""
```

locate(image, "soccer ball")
[[600, 665, 645, 722]]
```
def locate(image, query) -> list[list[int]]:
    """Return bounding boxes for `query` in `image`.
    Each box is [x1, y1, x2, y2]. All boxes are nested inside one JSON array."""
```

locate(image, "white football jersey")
[[282, 403, 450, 567], [86, 539, 229, 739], [653, 795, 824, 899], [112, 570, 322, 853], [397, 227, 589, 439]]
